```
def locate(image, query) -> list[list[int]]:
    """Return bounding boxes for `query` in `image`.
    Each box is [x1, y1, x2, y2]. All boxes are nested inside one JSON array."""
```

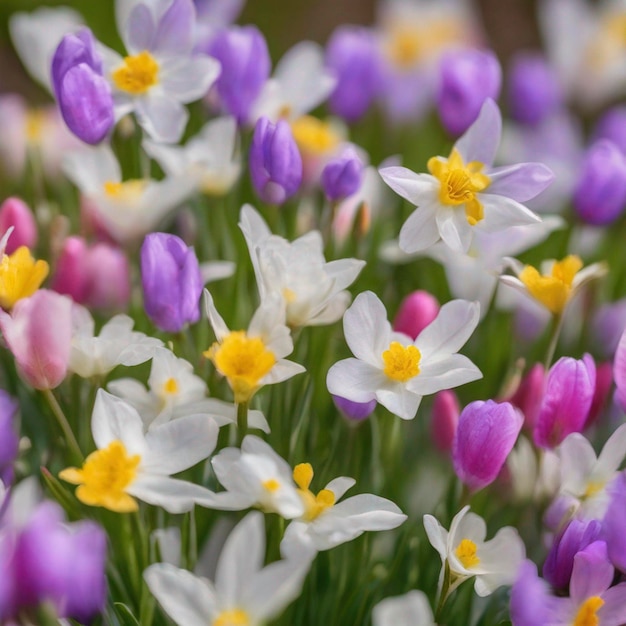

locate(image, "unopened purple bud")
[[573, 139, 626, 225], [51, 28, 114, 145], [141, 233, 203, 333], [603, 472, 626, 572], [321, 149, 363, 201], [437, 48, 501, 136], [452, 400, 523, 492], [332, 394, 376, 422], [431, 390, 459, 453], [593, 106, 626, 155], [249, 117, 302, 205], [326, 26, 381, 123], [207, 26, 270, 124], [507, 52, 562, 126], [507, 363, 546, 432], [0, 390, 18, 486], [0, 198, 37, 254], [393, 290, 439, 340], [533, 354, 596, 449]]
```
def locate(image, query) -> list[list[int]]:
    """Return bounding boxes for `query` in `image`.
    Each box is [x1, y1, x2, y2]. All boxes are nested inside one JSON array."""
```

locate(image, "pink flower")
[[393, 290, 439, 340], [431, 390, 459, 453], [0, 198, 37, 254]]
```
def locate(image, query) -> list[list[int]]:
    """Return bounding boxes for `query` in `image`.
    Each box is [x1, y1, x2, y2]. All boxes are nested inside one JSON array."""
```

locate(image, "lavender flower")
[[321, 148, 363, 201], [0, 391, 18, 486]]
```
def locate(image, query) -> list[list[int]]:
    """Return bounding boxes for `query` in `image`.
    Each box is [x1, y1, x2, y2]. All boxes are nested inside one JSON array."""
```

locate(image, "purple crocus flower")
[[615, 328, 626, 412], [325, 25, 381, 123], [533, 354, 596, 449], [141, 233, 203, 333], [452, 400, 523, 492], [207, 25, 270, 124], [321, 148, 363, 201], [573, 139, 626, 226], [0, 391, 18, 486], [510, 560, 560, 626], [593, 106, 626, 155], [51, 28, 114, 145], [437, 48, 502, 137], [603, 472, 626, 573], [332, 394, 377, 422], [249, 116, 302, 205]]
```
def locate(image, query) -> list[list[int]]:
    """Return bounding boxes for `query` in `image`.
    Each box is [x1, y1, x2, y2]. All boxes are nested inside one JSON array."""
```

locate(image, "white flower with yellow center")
[[239, 205, 365, 328], [423, 506, 525, 598], [380, 99, 551, 254], [327, 291, 481, 420], [59, 389, 218, 514], [203, 289, 305, 404], [280, 462, 406, 556], [144, 512, 312, 626], [372, 590, 435, 626]]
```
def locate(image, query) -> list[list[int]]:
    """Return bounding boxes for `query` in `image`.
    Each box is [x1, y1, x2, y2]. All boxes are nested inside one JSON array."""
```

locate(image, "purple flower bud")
[[326, 26, 381, 123], [573, 139, 626, 225], [507, 363, 546, 432], [431, 390, 459, 453], [452, 400, 523, 492], [393, 290, 439, 340], [593, 106, 626, 155], [51, 28, 114, 145], [543, 518, 602, 590], [141, 233, 203, 333], [321, 148, 363, 201], [0, 198, 37, 254], [533, 354, 596, 449], [593, 298, 626, 358], [249, 116, 302, 205], [207, 25, 270, 124], [332, 394, 377, 422], [507, 52, 562, 126], [603, 472, 626, 572], [0, 391, 18, 486], [437, 48, 502, 137]]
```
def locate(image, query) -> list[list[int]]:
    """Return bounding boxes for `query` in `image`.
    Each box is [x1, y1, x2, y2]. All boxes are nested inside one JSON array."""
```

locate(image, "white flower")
[[239, 204, 365, 328], [280, 462, 406, 556], [372, 590, 435, 626], [143, 116, 241, 196], [108, 347, 269, 432], [63, 144, 197, 244], [423, 505, 525, 597], [203, 289, 305, 403], [144, 511, 312, 626], [327, 291, 481, 420], [69, 305, 163, 378], [196, 435, 304, 519], [59, 390, 218, 513]]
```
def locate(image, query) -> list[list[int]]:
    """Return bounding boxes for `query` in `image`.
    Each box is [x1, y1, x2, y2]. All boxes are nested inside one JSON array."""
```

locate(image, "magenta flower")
[[507, 363, 546, 432], [393, 290, 440, 341], [603, 472, 626, 573], [0, 197, 37, 254], [430, 389, 459, 453], [615, 328, 626, 412], [0, 391, 18, 485]]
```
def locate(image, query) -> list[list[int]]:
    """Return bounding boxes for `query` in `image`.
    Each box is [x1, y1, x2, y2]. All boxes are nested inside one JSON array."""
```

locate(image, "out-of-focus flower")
[[0, 239, 49, 311], [321, 147, 364, 202], [60, 389, 218, 513], [0, 391, 19, 485], [381, 99, 549, 255], [193, 0, 244, 48], [327, 291, 481, 420], [586, 361, 613, 429], [0, 198, 37, 254], [593, 105, 626, 154], [431, 389, 459, 453], [372, 590, 435, 626], [332, 395, 377, 422], [0, 290, 72, 390], [506, 362, 546, 432], [393, 290, 440, 340], [593, 297, 626, 358], [615, 327, 626, 411], [603, 472, 626, 572]]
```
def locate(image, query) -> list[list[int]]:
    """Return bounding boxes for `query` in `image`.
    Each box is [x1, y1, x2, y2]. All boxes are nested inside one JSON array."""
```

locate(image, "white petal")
[[160, 55, 221, 103], [436, 206, 472, 253], [423, 515, 447, 562], [343, 291, 391, 366], [398, 202, 441, 254], [558, 433, 598, 495], [407, 354, 482, 395], [375, 386, 421, 420], [129, 474, 212, 513], [454, 98, 501, 166], [479, 194, 541, 233], [326, 359, 383, 403], [596, 423, 626, 477], [372, 591, 435, 626], [204, 289, 230, 340], [262, 359, 306, 385], [379, 167, 437, 206], [135, 93, 188, 143], [241, 436, 293, 478], [325, 477, 356, 501], [63, 145, 121, 194]]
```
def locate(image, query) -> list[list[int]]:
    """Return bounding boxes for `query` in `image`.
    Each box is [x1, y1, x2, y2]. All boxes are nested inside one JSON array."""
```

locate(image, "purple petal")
[[488, 162, 555, 202], [154, 0, 195, 55]]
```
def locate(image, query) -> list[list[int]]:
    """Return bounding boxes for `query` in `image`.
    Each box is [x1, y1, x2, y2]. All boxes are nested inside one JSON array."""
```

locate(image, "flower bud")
[[141, 233, 203, 333], [431, 390, 459, 453], [393, 290, 439, 340], [586, 361, 612, 429], [207, 25, 270, 124], [0, 197, 37, 254], [603, 472, 626, 572], [332, 394, 376, 422], [0, 390, 18, 485], [453, 400, 523, 492], [592, 298, 626, 358], [437, 48, 501, 136], [573, 139, 626, 225], [614, 328, 626, 412], [321, 148, 363, 201], [249, 116, 303, 205], [507, 363, 545, 432], [51, 28, 114, 145], [593, 106, 626, 155]]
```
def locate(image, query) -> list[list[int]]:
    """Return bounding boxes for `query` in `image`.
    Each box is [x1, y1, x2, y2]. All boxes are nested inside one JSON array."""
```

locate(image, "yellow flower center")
[[455, 538, 480, 569], [263, 478, 281, 493], [584, 479, 606, 499], [0, 246, 49, 310], [293, 462, 336, 522], [213, 608, 251, 626], [519, 255, 583, 315], [428, 149, 491, 225], [204, 330, 276, 403], [112, 50, 159, 95], [25, 109, 45, 143], [573, 596, 604, 626], [59, 440, 141, 513], [291, 115, 340, 156], [161, 377, 179, 395], [382, 342, 421, 382], [103, 179, 147, 203]]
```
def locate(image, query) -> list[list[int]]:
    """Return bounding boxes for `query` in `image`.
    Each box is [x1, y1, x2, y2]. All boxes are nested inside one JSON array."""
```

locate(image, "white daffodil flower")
[[203, 289, 305, 404], [326, 291, 481, 420], [108, 347, 269, 432], [280, 462, 406, 556], [372, 590, 436, 626], [69, 305, 163, 379], [63, 144, 197, 244], [59, 390, 218, 513], [239, 205, 365, 328], [143, 116, 241, 196], [423, 505, 525, 597], [144, 512, 312, 626], [196, 435, 304, 519]]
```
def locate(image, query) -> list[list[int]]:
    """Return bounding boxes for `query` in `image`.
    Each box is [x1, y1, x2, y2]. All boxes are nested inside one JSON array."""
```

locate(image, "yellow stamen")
[[291, 115, 340, 156], [204, 331, 276, 403], [262, 478, 281, 493], [0, 247, 49, 310], [293, 462, 335, 521], [382, 342, 421, 382], [25, 110, 46, 143], [455, 538, 480, 569], [161, 377, 179, 395], [59, 440, 141, 513], [293, 463, 313, 490], [103, 179, 147, 203], [213, 608, 251, 626], [112, 51, 159, 95], [519, 255, 583, 315], [573, 596, 604, 626]]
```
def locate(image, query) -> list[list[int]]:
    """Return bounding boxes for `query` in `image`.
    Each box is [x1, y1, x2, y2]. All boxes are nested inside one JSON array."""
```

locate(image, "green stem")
[[42, 388, 83, 463], [544, 313, 563, 369], [237, 401, 249, 446], [435, 561, 451, 624]]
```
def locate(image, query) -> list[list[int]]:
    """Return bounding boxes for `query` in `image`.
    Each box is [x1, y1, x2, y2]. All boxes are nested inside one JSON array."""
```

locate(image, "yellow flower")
[[0, 246, 49, 309]]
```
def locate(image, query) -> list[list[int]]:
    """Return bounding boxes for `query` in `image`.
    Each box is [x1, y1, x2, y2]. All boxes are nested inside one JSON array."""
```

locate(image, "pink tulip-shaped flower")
[[0, 289, 73, 389], [393, 290, 440, 340], [507, 363, 545, 432], [0, 197, 37, 254], [431, 389, 459, 453]]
